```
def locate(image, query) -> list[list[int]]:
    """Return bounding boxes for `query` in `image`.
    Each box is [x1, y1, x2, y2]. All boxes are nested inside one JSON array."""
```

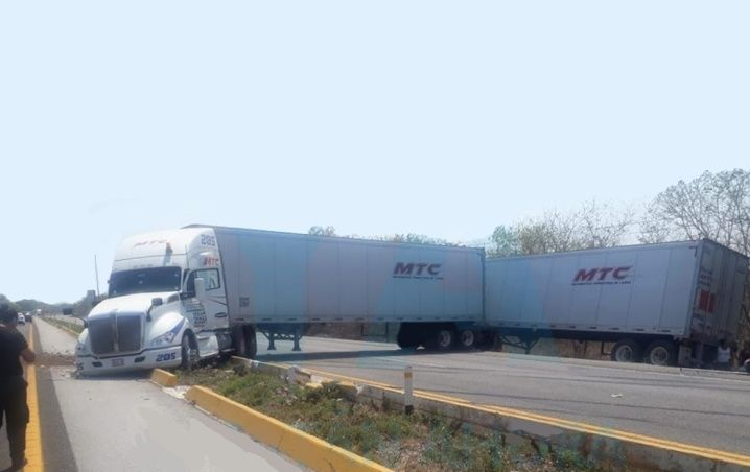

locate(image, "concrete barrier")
[[185, 385, 390, 472], [229, 357, 750, 472]]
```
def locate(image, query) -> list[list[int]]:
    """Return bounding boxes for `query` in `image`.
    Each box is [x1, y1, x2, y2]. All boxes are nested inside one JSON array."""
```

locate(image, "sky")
[[1, 1, 748, 303]]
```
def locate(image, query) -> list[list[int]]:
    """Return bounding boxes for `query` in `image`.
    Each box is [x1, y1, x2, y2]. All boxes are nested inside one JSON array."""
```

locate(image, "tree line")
[[312, 169, 750, 260]]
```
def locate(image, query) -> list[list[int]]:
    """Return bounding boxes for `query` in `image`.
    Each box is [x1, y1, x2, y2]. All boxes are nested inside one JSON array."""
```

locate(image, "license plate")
[[111, 358, 125, 368]]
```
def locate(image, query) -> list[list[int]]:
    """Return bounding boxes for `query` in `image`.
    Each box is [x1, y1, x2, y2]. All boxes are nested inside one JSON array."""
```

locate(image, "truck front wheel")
[[181, 333, 197, 370]]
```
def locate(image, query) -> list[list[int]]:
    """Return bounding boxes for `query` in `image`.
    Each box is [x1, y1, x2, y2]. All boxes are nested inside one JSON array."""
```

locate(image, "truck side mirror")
[[194, 278, 207, 301]]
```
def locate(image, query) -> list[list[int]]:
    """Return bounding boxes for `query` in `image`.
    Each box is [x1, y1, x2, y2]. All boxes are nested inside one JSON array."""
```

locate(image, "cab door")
[[186, 268, 229, 331]]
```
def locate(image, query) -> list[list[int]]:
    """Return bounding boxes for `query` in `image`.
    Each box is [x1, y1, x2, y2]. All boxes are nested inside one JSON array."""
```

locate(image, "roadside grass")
[[44, 317, 84, 335], [176, 365, 598, 472]]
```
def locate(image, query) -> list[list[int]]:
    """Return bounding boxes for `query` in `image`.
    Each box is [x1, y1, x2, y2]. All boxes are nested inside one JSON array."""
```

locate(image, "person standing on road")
[[0, 304, 36, 472], [715, 339, 732, 371]]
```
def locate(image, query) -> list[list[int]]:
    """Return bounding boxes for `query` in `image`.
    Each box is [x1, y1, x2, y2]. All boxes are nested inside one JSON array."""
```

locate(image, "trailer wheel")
[[181, 333, 197, 370], [458, 329, 476, 350], [425, 328, 455, 351], [611, 339, 642, 363], [645, 340, 677, 366]]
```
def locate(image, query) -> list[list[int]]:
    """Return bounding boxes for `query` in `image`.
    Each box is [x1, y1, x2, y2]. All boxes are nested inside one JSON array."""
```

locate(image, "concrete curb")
[[150, 369, 178, 387], [184, 385, 391, 472]]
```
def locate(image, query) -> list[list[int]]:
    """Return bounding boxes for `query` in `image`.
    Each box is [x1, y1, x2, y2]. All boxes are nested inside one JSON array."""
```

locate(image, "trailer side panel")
[[212, 227, 484, 325]]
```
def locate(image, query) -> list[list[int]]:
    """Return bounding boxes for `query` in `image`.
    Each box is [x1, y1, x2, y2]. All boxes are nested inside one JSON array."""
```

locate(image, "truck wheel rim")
[[650, 347, 668, 365], [461, 331, 474, 347], [616, 346, 632, 361]]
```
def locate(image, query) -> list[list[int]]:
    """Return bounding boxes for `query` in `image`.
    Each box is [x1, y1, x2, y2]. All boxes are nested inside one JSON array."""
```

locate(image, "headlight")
[[149, 318, 185, 347], [150, 330, 178, 347]]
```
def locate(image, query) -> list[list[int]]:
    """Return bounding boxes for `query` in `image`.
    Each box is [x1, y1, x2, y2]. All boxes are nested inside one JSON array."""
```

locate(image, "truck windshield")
[[109, 267, 183, 298]]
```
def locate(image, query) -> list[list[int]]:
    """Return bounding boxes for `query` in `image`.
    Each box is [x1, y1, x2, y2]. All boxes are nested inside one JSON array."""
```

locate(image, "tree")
[[390, 233, 452, 245], [0, 294, 19, 312], [490, 200, 635, 257], [490, 226, 520, 257], [579, 199, 635, 249], [308, 226, 336, 237], [639, 169, 750, 255]]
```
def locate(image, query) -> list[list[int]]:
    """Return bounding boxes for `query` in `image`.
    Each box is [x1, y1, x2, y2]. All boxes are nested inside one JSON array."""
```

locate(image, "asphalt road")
[[257, 335, 750, 456], [17, 319, 303, 472]]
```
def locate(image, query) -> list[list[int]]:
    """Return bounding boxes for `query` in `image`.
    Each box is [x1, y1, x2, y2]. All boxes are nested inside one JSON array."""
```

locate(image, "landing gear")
[[256, 324, 307, 353]]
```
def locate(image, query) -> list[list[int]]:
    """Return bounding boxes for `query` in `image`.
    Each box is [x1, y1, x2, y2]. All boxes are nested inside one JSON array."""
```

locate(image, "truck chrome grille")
[[88, 313, 142, 355], [89, 316, 116, 354], [116, 316, 142, 352]]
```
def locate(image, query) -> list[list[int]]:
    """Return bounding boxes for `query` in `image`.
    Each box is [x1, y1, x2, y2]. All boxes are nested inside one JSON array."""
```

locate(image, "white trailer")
[[75, 226, 484, 374], [484, 239, 749, 366]]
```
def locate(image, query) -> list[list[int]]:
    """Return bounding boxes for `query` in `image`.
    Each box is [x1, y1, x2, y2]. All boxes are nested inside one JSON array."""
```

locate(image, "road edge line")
[[184, 385, 391, 472], [25, 324, 45, 472]]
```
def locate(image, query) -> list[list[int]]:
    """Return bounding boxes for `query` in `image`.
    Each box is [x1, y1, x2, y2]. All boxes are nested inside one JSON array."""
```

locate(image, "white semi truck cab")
[[75, 228, 251, 375]]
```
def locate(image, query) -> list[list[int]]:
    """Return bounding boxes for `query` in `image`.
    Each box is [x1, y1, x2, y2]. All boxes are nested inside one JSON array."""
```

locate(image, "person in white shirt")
[[716, 339, 732, 371]]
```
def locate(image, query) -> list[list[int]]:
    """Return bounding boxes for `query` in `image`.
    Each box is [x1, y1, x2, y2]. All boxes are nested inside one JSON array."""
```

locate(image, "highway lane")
[[257, 335, 750, 456], [33, 318, 303, 472]]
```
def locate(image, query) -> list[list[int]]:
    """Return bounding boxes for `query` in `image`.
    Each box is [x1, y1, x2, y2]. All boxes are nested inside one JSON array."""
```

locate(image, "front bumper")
[[76, 345, 182, 375]]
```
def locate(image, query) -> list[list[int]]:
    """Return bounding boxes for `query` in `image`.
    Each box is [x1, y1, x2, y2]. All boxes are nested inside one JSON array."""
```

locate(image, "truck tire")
[[611, 339, 642, 363], [645, 340, 677, 366], [457, 329, 476, 350], [233, 326, 258, 359], [181, 333, 197, 370], [425, 327, 455, 351]]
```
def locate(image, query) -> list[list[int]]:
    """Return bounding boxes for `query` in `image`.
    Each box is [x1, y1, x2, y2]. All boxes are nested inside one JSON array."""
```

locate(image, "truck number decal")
[[156, 353, 176, 362], [193, 312, 207, 328], [201, 234, 216, 246], [186, 301, 208, 329]]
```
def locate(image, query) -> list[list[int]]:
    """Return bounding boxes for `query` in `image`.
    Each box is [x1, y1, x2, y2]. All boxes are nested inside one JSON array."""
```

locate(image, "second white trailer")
[[484, 239, 749, 366]]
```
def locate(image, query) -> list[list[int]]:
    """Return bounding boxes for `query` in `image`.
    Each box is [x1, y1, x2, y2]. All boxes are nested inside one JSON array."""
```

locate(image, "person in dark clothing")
[[0, 304, 36, 472]]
